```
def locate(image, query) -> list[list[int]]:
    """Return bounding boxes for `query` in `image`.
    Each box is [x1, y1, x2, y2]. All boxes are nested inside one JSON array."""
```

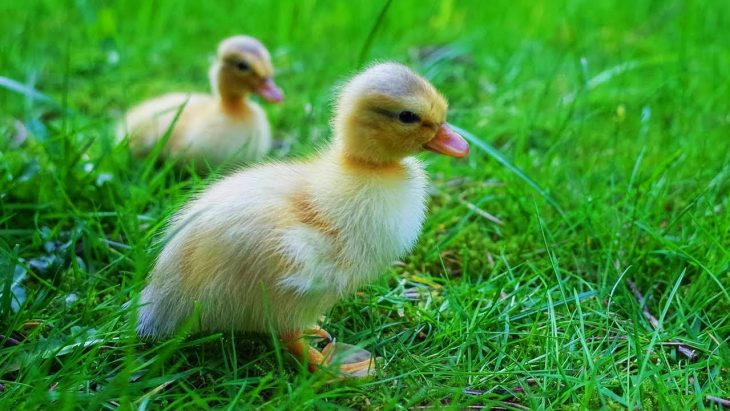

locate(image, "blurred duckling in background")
[[136, 62, 469, 377], [118, 35, 283, 168]]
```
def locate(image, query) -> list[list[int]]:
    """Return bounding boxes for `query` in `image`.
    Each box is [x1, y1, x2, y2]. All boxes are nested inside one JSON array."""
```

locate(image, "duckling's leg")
[[282, 331, 326, 373]]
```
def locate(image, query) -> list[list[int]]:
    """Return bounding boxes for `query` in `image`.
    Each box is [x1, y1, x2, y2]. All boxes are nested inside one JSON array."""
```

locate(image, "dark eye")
[[235, 61, 250, 71], [398, 111, 420, 124]]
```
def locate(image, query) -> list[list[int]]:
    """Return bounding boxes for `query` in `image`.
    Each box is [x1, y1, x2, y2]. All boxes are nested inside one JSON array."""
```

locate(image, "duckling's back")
[[136, 162, 315, 337], [117, 92, 210, 156], [118, 93, 271, 166]]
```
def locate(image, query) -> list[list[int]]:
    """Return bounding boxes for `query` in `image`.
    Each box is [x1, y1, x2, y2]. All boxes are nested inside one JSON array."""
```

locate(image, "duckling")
[[118, 35, 283, 167], [136, 62, 469, 377]]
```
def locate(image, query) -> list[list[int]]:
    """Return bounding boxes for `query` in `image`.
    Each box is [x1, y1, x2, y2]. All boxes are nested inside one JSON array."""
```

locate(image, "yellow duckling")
[[136, 62, 469, 376], [119, 35, 283, 167]]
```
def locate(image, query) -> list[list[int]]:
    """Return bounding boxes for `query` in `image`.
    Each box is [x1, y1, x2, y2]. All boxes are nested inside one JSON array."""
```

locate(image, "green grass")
[[2, 0, 729, 408]]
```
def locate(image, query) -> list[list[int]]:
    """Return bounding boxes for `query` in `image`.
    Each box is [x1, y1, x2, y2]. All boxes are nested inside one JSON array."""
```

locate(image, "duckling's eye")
[[398, 111, 421, 124], [235, 61, 250, 72]]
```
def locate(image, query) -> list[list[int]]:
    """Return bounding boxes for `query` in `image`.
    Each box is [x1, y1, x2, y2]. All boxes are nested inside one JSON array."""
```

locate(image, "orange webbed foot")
[[281, 329, 377, 378], [322, 341, 377, 378]]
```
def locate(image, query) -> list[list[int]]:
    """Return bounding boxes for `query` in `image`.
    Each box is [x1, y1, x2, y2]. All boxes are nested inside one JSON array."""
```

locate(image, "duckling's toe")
[[338, 357, 376, 378], [303, 326, 332, 342]]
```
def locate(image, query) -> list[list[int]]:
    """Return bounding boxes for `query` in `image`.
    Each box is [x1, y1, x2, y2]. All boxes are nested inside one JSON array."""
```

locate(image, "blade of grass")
[[450, 124, 566, 218], [0, 75, 59, 107], [357, 0, 393, 68]]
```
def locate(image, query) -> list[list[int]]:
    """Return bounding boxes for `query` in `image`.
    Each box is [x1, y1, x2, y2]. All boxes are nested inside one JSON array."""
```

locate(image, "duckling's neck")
[[209, 63, 251, 117], [324, 141, 407, 177], [218, 93, 251, 117], [338, 152, 406, 175]]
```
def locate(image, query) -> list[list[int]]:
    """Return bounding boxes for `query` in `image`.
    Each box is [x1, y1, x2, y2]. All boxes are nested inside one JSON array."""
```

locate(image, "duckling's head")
[[333, 62, 468, 165], [211, 35, 283, 103]]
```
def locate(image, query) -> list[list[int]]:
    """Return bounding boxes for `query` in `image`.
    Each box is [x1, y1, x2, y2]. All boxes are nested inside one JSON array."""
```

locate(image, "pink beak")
[[256, 78, 284, 103], [423, 123, 470, 158]]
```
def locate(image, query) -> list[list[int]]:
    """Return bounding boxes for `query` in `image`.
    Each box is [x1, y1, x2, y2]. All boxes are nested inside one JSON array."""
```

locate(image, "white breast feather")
[[277, 158, 427, 296]]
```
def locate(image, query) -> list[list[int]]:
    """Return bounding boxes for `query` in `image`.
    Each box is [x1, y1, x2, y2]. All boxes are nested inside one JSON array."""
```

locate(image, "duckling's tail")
[[136, 283, 192, 339], [114, 120, 128, 145]]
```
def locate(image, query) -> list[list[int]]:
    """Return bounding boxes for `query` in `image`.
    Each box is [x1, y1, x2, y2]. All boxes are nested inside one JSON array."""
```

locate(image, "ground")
[[1, 0, 729, 409]]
